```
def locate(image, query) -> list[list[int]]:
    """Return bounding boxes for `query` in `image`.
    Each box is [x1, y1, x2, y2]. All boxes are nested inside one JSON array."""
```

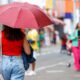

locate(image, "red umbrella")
[[0, 2, 52, 29]]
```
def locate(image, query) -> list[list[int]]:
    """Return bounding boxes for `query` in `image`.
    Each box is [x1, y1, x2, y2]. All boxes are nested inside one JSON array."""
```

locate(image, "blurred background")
[[0, 0, 80, 46], [0, 0, 80, 80]]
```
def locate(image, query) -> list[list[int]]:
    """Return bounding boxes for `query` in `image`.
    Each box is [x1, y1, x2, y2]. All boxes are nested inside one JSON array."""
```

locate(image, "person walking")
[[26, 29, 39, 76], [60, 34, 67, 54], [2, 25, 30, 80], [68, 23, 80, 71], [53, 31, 57, 45]]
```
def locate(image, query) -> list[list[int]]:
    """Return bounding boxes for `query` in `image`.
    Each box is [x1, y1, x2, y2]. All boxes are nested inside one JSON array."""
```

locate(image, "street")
[[0, 0, 80, 80], [25, 45, 80, 80]]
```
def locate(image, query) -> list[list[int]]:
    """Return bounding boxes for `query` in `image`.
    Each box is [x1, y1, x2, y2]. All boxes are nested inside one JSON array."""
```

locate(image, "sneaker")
[[25, 71, 36, 76], [67, 63, 71, 67], [25, 71, 29, 75]]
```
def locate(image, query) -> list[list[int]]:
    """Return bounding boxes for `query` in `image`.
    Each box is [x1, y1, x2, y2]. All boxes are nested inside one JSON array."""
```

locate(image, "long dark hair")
[[3, 25, 25, 41], [76, 23, 79, 29]]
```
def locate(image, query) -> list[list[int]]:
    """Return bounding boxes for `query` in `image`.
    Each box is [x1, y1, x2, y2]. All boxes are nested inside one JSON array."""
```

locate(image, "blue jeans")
[[2, 55, 25, 80]]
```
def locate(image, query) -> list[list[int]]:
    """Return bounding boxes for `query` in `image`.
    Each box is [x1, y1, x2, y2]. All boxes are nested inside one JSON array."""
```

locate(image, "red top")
[[2, 32, 23, 56], [62, 40, 67, 45]]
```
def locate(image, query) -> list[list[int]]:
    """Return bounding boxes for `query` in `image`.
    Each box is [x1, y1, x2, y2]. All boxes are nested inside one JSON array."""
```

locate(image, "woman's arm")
[[23, 37, 31, 55]]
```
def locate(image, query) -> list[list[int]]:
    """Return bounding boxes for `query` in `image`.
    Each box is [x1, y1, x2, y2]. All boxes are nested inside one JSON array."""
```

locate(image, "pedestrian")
[[68, 23, 80, 71], [66, 40, 72, 55], [2, 25, 31, 80], [52, 31, 56, 45], [39, 29, 45, 47], [60, 34, 67, 54], [25, 44, 36, 76], [26, 29, 39, 76]]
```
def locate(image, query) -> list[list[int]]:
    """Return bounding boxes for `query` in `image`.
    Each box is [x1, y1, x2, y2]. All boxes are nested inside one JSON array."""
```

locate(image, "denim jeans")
[[2, 55, 25, 80]]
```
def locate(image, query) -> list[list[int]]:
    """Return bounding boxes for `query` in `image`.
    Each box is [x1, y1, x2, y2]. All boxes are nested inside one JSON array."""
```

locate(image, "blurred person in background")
[[26, 29, 39, 76], [60, 34, 67, 54], [52, 30, 57, 45], [2, 25, 30, 80], [39, 29, 45, 47], [66, 39, 72, 56], [68, 23, 80, 71]]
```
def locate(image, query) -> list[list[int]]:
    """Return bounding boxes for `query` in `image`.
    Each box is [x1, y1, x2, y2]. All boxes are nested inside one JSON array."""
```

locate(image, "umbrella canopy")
[[0, 2, 52, 29]]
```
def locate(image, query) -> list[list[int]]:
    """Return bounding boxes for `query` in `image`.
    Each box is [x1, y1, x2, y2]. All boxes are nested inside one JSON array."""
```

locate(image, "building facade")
[[0, 0, 15, 5]]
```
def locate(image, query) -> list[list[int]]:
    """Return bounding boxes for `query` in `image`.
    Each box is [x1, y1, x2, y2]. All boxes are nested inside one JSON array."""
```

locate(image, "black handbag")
[[22, 49, 29, 70], [22, 46, 34, 70]]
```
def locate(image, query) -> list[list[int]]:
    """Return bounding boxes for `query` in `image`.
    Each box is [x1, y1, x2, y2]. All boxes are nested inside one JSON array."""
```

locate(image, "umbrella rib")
[[30, 13, 39, 28], [13, 7, 39, 28], [24, 8, 39, 29], [20, 5, 40, 28], [26, 6, 52, 28], [0, 5, 24, 16], [13, 8, 22, 28], [0, 6, 16, 16], [27, 9, 39, 28], [0, 7, 22, 28], [13, 8, 37, 28]]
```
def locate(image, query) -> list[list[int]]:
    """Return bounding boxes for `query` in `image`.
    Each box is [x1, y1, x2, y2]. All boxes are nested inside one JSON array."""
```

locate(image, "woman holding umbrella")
[[2, 25, 30, 80], [0, 2, 52, 79]]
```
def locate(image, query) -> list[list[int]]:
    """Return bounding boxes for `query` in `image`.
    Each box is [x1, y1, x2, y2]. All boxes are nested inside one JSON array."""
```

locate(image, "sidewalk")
[[38, 45, 60, 55]]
